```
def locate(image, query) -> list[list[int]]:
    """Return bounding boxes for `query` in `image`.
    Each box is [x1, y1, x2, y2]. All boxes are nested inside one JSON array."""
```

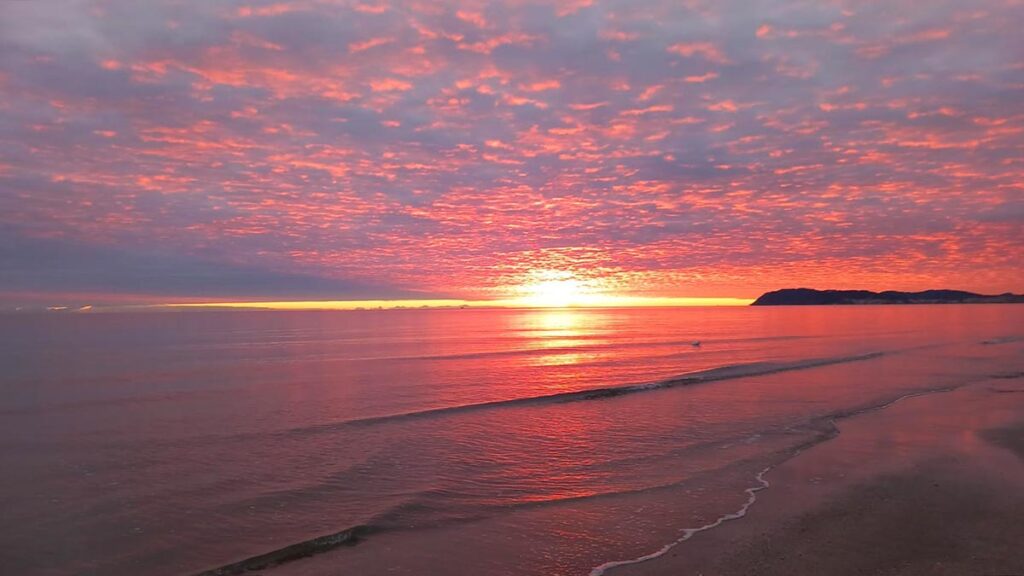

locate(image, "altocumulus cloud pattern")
[[0, 0, 1022, 304]]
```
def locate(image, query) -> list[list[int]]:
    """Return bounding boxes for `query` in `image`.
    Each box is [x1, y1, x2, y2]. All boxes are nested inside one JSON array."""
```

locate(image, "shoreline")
[[212, 341, 1024, 576], [609, 373, 1024, 576], [588, 383, 971, 576]]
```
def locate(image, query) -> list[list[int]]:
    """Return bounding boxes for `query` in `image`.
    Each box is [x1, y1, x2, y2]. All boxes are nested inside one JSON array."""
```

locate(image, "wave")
[[381, 334, 815, 363], [982, 335, 1024, 345], [230, 334, 816, 365], [991, 371, 1024, 380], [189, 342, 1017, 575], [193, 525, 372, 576], [0, 336, 819, 418], [310, 351, 886, 431], [194, 365, 994, 576], [191, 452, 786, 576], [586, 383, 971, 575], [589, 466, 773, 576]]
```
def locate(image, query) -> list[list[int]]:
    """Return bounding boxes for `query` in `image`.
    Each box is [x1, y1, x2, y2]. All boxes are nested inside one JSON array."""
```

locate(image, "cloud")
[[0, 226, 418, 303], [666, 41, 730, 64], [0, 0, 1021, 303]]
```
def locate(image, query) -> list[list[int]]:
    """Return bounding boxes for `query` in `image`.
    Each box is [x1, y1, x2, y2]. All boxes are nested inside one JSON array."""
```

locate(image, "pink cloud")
[[666, 41, 730, 64]]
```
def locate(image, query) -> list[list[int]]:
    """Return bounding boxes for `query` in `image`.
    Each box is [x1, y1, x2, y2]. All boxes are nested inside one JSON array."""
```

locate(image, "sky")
[[1, 0, 1022, 308]]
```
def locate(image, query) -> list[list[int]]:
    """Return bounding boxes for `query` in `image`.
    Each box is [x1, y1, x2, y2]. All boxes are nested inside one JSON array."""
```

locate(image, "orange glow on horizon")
[[145, 270, 753, 311], [152, 296, 753, 312]]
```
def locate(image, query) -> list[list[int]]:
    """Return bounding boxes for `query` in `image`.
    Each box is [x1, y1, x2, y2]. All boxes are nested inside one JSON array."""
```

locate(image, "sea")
[[2, 305, 1022, 575]]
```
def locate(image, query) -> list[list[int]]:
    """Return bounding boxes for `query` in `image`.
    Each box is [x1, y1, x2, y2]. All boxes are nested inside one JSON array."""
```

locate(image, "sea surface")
[[1, 305, 1022, 576]]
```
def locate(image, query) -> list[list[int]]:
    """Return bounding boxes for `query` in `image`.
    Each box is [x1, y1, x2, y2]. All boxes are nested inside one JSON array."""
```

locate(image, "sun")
[[511, 271, 611, 308], [499, 271, 753, 309], [521, 278, 585, 307]]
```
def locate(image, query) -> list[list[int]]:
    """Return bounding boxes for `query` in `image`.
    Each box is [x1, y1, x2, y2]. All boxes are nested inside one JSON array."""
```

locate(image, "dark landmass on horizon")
[[752, 288, 1024, 306]]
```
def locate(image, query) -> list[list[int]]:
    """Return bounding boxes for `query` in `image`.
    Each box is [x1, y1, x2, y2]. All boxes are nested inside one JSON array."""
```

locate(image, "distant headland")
[[751, 288, 1024, 306]]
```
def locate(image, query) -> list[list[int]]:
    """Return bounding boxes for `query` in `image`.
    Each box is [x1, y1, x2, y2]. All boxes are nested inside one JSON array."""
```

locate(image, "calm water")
[[1, 306, 1022, 575]]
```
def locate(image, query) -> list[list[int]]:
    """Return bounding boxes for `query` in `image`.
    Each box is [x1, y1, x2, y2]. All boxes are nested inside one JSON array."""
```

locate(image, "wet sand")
[[613, 377, 1024, 576]]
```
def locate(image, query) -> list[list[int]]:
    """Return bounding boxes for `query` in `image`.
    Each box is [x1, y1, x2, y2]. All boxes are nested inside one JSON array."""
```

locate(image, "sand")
[[613, 378, 1024, 576], [982, 422, 1024, 461]]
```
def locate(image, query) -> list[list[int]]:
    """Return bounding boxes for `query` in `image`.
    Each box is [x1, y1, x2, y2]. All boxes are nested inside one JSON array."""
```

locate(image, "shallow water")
[[1, 305, 1022, 575]]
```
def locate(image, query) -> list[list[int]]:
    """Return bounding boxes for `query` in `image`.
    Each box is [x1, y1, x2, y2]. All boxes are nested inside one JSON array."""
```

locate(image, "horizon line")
[[162, 296, 755, 311], [21, 296, 755, 313]]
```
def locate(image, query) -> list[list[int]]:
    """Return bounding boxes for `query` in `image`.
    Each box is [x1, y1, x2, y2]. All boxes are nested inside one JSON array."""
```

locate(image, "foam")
[[588, 466, 772, 576]]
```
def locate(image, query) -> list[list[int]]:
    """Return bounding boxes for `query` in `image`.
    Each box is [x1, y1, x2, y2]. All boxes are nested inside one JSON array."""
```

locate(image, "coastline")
[[610, 373, 1024, 576], [12, 307, 1022, 576], [216, 338, 1024, 576]]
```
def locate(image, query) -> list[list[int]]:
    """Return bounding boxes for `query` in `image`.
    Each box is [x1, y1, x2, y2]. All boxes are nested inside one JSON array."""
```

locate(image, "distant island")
[[752, 288, 1024, 306]]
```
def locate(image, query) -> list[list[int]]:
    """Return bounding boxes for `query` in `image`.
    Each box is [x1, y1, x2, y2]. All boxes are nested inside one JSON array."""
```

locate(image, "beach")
[[2, 306, 1023, 576], [613, 372, 1024, 576], [6, 0, 1024, 573]]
